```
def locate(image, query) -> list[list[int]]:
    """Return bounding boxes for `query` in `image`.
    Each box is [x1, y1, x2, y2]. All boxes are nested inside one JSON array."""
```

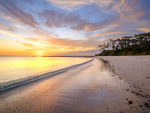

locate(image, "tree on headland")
[[96, 32, 150, 56], [110, 39, 115, 50]]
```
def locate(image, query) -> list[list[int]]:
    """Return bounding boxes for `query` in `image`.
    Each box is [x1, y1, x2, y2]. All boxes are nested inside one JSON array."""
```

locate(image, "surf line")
[[0, 58, 93, 93]]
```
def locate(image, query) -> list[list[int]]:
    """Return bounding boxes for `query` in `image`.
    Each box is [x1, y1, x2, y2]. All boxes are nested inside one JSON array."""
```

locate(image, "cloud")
[[55, 49, 97, 56], [38, 10, 66, 28], [70, 22, 105, 32], [136, 28, 150, 32], [0, 12, 11, 20], [15, 40, 59, 52], [0, 29, 23, 39], [0, 0, 38, 28], [118, 0, 146, 21], [44, 0, 120, 11], [0, 38, 11, 42], [24, 36, 101, 51], [45, 37, 100, 49], [38, 10, 105, 32], [16, 41, 36, 48], [84, 25, 105, 32], [93, 31, 126, 37], [0, 22, 17, 32]]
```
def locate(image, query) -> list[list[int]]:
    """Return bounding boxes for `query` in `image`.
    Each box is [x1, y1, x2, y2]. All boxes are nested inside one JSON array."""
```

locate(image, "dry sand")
[[96, 56, 150, 96], [0, 57, 150, 113], [97, 56, 150, 111]]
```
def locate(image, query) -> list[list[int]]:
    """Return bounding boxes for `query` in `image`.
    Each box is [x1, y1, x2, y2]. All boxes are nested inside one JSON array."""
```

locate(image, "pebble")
[[128, 101, 133, 105]]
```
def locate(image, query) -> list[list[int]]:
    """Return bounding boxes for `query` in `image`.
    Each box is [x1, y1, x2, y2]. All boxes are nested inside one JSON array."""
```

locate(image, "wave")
[[0, 58, 93, 93]]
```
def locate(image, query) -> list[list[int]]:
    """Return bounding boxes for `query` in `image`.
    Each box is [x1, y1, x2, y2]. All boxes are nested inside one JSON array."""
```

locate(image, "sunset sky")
[[0, 0, 150, 56]]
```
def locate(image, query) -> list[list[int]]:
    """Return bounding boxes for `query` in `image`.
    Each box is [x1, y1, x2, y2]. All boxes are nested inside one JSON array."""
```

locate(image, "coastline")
[[96, 55, 150, 98], [0, 57, 150, 112], [0, 58, 93, 93]]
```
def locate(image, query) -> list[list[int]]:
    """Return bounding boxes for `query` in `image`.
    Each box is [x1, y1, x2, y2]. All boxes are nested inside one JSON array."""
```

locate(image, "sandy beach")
[[0, 57, 150, 113], [97, 56, 150, 97], [97, 56, 150, 112]]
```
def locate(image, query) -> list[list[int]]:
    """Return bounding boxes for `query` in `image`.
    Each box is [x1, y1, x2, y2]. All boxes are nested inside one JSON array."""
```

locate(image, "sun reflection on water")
[[0, 57, 91, 83]]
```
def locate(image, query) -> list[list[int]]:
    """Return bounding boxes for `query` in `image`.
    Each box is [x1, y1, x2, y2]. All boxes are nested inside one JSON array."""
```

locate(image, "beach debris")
[[142, 108, 146, 110], [126, 89, 129, 91], [139, 105, 143, 107], [128, 101, 133, 105], [131, 90, 150, 98], [132, 91, 140, 96], [145, 77, 150, 78], [139, 90, 142, 93], [126, 98, 128, 100], [144, 102, 150, 109]]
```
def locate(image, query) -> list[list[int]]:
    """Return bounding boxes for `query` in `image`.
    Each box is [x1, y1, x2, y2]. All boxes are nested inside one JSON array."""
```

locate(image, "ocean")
[[0, 56, 93, 92]]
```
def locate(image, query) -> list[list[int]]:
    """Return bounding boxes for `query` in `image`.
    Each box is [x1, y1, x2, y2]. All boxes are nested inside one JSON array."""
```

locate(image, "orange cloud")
[[16, 41, 36, 48], [136, 28, 150, 32], [22, 36, 101, 55], [43, 37, 100, 50], [120, 10, 144, 21], [84, 25, 105, 32], [122, 0, 124, 4], [118, 0, 144, 21], [93, 31, 126, 37], [0, 29, 25, 42], [45, 0, 115, 10], [0, 29, 18, 37]]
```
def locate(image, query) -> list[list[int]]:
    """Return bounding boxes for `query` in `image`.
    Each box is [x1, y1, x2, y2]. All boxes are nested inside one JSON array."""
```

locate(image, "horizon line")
[[0, 55, 94, 57]]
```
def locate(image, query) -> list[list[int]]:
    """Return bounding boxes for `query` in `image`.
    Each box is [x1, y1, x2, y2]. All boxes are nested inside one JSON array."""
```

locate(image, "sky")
[[0, 0, 150, 56]]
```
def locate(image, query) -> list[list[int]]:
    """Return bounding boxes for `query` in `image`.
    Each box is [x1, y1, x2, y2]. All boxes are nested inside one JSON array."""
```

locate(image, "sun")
[[38, 53, 42, 56]]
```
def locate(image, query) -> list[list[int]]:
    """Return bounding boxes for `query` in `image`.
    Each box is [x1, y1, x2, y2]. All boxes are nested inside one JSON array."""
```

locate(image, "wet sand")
[[0, 58, 150, 112]]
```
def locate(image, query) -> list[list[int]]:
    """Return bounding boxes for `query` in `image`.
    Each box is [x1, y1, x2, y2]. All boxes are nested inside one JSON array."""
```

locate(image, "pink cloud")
[[0, 1, 38, 28]]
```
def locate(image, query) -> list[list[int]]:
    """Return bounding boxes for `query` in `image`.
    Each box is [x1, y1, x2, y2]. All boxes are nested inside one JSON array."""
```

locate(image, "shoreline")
[[0, 57, 150, 112], [96, 56, 150, 98], [0, 59, 93, 93]]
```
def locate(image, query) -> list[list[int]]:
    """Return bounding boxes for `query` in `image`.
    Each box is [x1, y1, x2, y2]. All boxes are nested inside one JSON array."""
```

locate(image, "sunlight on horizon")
[[38, 53, 42, 56]]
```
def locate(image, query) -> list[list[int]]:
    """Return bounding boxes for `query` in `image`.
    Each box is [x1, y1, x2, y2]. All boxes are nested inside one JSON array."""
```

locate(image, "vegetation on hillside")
[[96, 32, 150, 56]]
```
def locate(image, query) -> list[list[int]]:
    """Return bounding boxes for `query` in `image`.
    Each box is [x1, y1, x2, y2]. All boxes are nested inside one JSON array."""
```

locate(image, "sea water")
[[0, 57, 92, 84]]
